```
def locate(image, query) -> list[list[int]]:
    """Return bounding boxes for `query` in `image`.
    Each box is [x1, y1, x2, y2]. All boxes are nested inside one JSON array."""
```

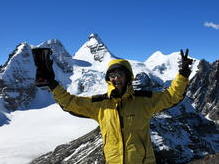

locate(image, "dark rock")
[[133, 72, 162, 91], [2, 85, 36, 110], [153, 63, 168, 74], [187, 60, 219, 121]]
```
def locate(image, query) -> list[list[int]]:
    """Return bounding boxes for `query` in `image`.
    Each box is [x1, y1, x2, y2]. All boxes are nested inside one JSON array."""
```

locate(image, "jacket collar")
[[107, 81, 134, 100]]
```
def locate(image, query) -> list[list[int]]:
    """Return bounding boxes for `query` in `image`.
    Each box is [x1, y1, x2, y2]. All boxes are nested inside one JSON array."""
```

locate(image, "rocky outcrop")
[[133, 72, 163, 91], [187, 59, 219, 122], [151, 98, 219, 164], [2, 85, 36, 110]]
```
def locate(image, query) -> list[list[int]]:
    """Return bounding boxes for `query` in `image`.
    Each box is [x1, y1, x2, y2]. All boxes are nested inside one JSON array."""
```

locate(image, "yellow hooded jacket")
[[51, 59, 189, 164]]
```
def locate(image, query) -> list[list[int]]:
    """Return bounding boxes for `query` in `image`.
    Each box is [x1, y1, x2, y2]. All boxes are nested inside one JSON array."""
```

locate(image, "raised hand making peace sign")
[[179, 49, 193, 78]]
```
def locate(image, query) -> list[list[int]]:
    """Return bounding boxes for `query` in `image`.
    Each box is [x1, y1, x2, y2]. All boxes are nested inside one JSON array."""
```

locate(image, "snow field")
[[0, 104, 98, 164]]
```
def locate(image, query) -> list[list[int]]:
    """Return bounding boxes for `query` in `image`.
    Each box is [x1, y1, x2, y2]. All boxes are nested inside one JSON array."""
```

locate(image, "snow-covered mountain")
[[0, 33, 218, 164], [0, 43, 36, 111], [145, 51, 199, 81], [73, 33, 116, 69]]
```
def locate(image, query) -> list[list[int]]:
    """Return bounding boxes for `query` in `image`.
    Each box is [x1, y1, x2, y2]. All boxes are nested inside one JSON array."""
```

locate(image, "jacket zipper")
[[117, 99, 125, 164]]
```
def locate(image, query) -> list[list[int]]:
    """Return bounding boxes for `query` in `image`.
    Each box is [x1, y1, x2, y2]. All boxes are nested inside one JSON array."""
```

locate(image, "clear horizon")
[[0, 0, 219, 65]]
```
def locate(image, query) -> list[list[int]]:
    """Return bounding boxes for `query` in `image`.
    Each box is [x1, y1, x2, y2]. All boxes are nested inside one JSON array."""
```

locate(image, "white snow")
[[206, 112, 219, 125], [145, 51, 200, 81], [154, 112, 172, 119], [151, 131, 170, 151], [0, 104, 98, 164]]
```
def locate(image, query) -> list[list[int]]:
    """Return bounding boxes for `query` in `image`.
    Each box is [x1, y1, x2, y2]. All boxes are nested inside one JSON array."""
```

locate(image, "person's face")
[[108, 69, 127, 94]]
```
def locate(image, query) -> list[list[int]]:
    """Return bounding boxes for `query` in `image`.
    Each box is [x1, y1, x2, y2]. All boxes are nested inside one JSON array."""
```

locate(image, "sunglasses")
[[108, 70, 126, 79]]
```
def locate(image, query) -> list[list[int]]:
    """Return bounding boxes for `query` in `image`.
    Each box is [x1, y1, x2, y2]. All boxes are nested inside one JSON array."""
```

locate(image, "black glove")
[[179, 49, 193, 78], [32, 48, 58, 89]]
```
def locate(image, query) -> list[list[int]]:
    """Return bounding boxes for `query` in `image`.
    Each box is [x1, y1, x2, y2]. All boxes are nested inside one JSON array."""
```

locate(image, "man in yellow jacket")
[[32, 48, 193, 164]]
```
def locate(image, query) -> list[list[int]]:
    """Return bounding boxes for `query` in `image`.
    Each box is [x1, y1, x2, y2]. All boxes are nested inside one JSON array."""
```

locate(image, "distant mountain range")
[[0, 34, 218, 164]]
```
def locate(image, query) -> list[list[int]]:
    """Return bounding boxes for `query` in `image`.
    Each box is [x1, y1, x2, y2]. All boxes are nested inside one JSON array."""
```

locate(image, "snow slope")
[[0, 103, 97, 164]]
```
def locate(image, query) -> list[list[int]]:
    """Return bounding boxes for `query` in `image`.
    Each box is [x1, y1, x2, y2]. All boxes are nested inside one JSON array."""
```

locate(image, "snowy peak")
[[146, 51, 181, 64], [88, 33, 104, 45], [145, 51, 199, 81], [146, 51, 168, 62], [86, 33, 108, 62], [37, 39, 73, 73], [0, 43, 35, 86], [37, 39, 72, 61], [39, 39, 62, 46], [0, 43, 36, 110], [145, 51, 181, 81], [37, 39, 70, 57], [73, 34, 115, 69]]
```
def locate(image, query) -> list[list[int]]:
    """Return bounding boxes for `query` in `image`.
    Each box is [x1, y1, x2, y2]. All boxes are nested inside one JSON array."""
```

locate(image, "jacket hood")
[[105, 59, 134, 82], [105, 59, 134, 98]]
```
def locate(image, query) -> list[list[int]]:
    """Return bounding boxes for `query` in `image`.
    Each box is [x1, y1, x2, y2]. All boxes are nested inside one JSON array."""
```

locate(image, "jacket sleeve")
[[51, 85, 100, 121], [151, 74, 189, 114]]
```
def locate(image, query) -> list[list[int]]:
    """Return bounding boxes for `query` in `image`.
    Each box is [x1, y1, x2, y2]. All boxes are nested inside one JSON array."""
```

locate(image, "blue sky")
[[0, 0, 219, 65]]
